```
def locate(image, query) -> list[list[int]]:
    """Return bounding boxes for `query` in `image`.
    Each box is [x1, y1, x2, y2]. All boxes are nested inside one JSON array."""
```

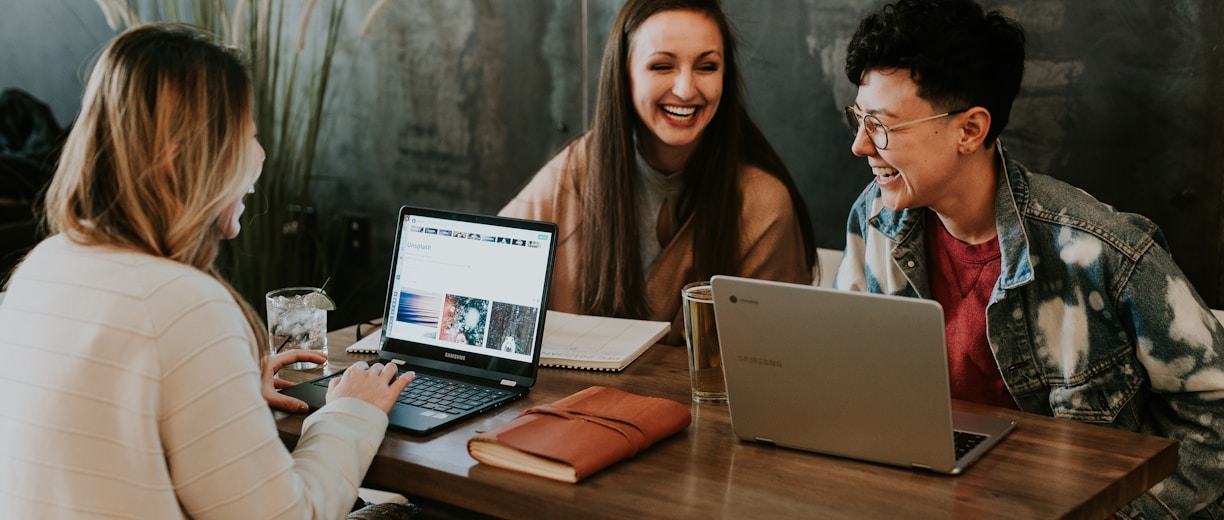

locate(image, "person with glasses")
[[834, 1, 1224, 518]]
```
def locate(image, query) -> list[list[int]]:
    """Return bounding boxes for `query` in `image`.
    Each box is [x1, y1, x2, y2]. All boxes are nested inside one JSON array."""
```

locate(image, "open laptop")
[[709, 275, 1015, 475], [282, 206, 557, 435]]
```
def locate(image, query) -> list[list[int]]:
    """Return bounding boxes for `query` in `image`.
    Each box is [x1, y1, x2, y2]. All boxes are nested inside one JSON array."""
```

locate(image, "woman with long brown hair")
[[502, 0, 815, 343]]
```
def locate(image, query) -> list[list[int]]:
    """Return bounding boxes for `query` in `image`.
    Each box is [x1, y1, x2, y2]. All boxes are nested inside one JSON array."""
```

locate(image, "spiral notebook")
[[346, 329, 383, 354], [349, 311, 668, 372], [536, 311, 669, 371]]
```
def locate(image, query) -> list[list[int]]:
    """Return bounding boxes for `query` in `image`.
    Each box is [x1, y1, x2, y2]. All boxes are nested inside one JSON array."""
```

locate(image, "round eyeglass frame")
[[844, 106, 968, 150]]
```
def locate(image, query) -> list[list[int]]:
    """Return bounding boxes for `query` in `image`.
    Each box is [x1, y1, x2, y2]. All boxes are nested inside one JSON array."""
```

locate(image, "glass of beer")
[[682, 281, 726, 404]]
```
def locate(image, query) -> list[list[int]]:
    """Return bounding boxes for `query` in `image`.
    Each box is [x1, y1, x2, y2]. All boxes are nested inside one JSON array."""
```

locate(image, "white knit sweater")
[[0, 235, 388, 519]]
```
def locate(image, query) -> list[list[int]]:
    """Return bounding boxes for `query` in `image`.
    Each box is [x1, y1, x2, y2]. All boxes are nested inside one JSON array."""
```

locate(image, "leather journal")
[[466, 386, 691, 483]]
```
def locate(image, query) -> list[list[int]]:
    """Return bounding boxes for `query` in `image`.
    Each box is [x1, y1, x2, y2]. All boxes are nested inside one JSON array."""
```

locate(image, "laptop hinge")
[[500, 379, 517, 387]]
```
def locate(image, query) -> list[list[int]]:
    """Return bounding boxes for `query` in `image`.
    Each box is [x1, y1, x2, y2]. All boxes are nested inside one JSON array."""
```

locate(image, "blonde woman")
[[0, 23, 415, 518]]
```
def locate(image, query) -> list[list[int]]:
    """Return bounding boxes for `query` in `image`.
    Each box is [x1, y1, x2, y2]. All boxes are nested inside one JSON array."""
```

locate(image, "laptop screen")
[[379, 206, 557, 385]]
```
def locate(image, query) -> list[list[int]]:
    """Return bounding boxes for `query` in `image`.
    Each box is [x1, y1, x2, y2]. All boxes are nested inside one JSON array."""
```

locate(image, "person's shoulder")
[[1015, 166, 1162, 248], [502, 133, 590, 219], [137, 263, 248, 344], [15, 237, 241, 336], [736, 163, 792, 205], [539, 133, 590, 177], [1023, 169, 1152, 226], [523, 133, 589, 191], [86, 240, 231, 307], [22, 235, 210, 292], [567, 132, 592, 162], [142, 262, 229, 299]]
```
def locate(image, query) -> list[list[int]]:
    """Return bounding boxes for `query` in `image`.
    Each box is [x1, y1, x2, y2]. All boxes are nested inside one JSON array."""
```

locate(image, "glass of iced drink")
[[265, 287, 334, 369]]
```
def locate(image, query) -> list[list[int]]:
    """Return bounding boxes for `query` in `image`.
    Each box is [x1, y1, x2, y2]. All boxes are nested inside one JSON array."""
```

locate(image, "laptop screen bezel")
[[375, 205, 557, 387]]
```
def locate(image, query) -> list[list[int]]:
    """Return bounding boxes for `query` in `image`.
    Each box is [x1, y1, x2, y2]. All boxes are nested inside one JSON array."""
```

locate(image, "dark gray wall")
[[5, 0, 1223, 325], [314, 1, 589, 323], [0, 2, 112, 125]]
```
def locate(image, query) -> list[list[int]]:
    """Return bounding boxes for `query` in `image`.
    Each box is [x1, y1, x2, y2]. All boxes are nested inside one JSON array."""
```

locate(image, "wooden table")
[[272, 323, 1178, 520]]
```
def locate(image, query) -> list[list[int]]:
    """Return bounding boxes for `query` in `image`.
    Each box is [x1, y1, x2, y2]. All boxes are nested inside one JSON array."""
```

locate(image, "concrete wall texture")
[[4, 0, 1222, 320]]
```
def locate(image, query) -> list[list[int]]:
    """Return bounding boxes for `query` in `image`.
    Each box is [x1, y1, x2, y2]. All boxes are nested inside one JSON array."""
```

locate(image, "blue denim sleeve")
[[1115, 247, 1224, 519], [833, 184, 875, 293]]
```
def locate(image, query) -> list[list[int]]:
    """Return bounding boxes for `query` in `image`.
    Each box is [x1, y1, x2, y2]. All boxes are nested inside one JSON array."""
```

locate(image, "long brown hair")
[[44, 23, 268, 355], [578, 0, 815, 318]]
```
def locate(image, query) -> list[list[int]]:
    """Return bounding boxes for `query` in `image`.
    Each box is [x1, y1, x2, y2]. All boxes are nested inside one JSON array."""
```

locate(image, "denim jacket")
[[834, 146, 1224, 519]]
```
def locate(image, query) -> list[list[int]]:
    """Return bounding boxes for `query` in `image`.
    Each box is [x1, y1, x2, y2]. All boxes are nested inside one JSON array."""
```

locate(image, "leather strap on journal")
[[521, 404, 651, 454]]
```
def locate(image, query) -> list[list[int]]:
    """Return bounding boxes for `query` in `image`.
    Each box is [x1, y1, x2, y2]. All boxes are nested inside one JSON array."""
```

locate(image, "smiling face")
[[850, 68, 966, 212], [217, 117, 265, 239], [628, 9, 724, 171]]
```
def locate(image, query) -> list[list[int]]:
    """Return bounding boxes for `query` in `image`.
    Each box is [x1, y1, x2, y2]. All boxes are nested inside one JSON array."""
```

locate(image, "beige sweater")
[[0, 235, 388, 519], [501, 136, 812, 344]]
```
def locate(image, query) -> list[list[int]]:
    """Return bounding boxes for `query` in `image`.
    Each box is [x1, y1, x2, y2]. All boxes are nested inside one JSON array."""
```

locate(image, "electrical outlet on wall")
[[341, 213, 372, 267]]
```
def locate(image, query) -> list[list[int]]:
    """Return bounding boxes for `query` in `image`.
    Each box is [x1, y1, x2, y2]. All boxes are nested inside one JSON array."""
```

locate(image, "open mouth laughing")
[[873, 166, 900, 186], [661, 104, 697, 121]]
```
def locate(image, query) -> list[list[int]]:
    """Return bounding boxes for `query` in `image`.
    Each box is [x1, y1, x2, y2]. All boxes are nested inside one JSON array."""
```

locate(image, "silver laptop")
[[282, 206, 557, 434], [710, 275, 1015, 475]]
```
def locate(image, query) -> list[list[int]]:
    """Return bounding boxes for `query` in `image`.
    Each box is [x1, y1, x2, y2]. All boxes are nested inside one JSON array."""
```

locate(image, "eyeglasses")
[[844, 106, 968, 150]]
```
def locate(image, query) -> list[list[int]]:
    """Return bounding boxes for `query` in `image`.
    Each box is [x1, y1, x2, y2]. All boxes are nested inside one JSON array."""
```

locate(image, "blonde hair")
[[45, 22, 268, 355]]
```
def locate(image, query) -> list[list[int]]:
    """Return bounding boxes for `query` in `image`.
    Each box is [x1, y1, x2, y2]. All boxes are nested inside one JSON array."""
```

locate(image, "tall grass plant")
[[91, 0, 391, 312]]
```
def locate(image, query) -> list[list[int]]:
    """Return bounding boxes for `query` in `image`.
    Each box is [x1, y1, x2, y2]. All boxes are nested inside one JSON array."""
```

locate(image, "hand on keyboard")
[[328, 360, 415, 413]]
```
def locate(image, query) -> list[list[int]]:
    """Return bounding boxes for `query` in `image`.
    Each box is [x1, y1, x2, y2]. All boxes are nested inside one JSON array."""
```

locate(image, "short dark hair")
[[845, 0, 1025, 143]]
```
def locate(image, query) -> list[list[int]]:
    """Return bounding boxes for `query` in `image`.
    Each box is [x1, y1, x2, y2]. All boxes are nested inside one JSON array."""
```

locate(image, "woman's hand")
[[260, 349, 328, 413], [327, 361, 415, 413]]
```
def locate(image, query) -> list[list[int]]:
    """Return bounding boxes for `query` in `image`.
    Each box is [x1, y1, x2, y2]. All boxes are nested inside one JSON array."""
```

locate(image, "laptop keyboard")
[[310, 372, 512, 415], [396, 373, 512, 414], [953, 430, 988, 459]]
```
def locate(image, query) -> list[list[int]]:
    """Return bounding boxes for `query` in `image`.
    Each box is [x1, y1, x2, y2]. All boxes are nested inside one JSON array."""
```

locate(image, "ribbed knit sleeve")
[[0, 236, 388, 519]]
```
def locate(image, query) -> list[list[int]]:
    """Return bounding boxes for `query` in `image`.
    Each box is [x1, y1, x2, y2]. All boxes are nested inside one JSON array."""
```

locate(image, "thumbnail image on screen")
[[485, 302, 539, 356], [438, 294, 489, 347]]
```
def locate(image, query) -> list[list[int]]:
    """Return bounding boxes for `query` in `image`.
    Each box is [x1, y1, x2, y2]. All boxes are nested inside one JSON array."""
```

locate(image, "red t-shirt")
[[924, 210, 1018, 410]]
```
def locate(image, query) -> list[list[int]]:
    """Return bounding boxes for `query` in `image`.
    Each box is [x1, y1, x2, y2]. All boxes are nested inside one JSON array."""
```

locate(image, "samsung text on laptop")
[[281, 206, 558, 435], [710, 276, 1015, 475]]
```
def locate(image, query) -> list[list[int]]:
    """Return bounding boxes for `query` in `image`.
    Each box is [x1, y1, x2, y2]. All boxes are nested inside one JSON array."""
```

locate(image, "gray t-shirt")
[[634, 147, 685, 270]]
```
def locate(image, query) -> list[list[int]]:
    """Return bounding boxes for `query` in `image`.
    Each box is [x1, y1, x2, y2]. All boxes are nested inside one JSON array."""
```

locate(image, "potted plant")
[[92, 0, 393, 311]]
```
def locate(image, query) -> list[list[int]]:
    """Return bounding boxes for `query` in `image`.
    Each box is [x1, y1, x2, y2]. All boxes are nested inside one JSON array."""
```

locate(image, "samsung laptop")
[[282, 206, 557, 434], [709, 275, 1015, 475]]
